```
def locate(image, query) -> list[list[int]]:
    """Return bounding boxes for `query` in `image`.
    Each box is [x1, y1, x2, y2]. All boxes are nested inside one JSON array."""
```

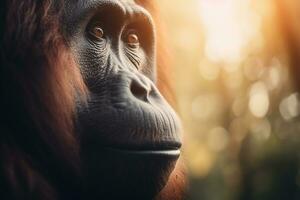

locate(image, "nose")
[[129, 75, 152, 102]]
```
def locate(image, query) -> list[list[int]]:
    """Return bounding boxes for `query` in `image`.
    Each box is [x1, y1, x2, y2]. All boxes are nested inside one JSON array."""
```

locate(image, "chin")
[[83, 147, 181, 199]]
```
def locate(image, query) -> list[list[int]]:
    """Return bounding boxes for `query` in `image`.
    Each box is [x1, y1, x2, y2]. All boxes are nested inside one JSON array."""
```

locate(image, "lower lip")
[[104, 148, 181, 157]]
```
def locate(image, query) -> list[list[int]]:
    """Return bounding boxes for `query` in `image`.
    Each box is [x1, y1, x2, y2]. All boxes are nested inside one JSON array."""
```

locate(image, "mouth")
[[104, 141, 182, 158], [105, 148, 181, 157]]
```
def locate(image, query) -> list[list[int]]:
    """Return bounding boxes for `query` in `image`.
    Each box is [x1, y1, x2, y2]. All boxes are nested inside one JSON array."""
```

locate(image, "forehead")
[[63, 0, 139, 21], [70, 0, 136, 6], [121, 0, 135, 3], [63, 0, 149, 37], [64, 0, 138, 15]]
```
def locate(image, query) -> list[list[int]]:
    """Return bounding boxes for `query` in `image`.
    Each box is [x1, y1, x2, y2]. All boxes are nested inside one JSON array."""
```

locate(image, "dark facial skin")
[[63, 0, 182, 199]]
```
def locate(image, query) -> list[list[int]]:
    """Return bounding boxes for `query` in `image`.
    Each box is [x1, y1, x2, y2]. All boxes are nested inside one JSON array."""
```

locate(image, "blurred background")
[[158, 0, 300, 199]]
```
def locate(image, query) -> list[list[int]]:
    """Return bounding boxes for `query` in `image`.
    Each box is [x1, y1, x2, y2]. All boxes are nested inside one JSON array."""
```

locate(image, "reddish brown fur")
[[1, 0, 84, 199]]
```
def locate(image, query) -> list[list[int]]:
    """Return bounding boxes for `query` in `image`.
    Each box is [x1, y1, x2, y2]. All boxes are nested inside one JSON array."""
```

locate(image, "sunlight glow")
[[198, 0, 261, 63]]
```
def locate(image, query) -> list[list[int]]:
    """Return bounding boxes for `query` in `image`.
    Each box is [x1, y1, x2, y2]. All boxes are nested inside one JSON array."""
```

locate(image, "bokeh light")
[[159, 0, 300, 199]]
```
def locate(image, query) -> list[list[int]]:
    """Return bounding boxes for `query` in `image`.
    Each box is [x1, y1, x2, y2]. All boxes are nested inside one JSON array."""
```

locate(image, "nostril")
[[130, 79, 149, 102]]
